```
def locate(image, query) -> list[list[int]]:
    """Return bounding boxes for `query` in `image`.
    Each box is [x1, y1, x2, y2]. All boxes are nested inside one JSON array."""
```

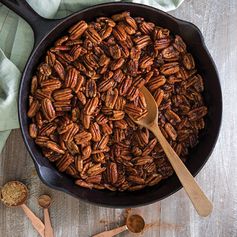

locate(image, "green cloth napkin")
[[0, 0, 184, 153]]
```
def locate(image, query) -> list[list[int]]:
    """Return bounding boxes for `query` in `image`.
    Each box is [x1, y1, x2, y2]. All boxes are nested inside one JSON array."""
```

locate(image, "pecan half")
[[41, 98, 55, 121]]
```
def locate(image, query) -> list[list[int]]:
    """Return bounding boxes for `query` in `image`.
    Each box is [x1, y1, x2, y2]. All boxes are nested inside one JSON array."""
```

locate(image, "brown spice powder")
[[1, 181, 28, 206]]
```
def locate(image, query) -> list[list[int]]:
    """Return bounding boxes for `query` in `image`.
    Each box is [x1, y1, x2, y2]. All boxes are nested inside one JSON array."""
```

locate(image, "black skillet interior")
[[1, 0, 222, 207]]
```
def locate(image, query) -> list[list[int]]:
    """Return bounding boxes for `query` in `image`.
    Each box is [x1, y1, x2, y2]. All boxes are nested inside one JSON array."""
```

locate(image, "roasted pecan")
[[135, 128, 149, 147], [119, 76, 132, 95], [93, 153, 106, 163], [108, 162, 118, 184], [46, 141, 65, 154], [41, 98, 55, 121], [53, 88, 73, 101], [173, 35, 186, 53], [75, 179, 93, 189], [85, 79, 97, 98], [114, 96, 126, 110], [65, 68, 78, 89], [112, 11, 130, 21], [183, 53, 195, 70], [82, 145, 92, 159], [39, 123, 57, 136], [160, 62, 180, 75], [31, 76, 38, 94], [98, 79, 114, 92], [133, 156, 153, 166], [110, 110, 125, 121], [113, 25, 127, 41], [114, 119, 128, 129], [124, 103, 143, 117], [139, 56, 154, 69], [29, 123, 38, 138], [38, 63, 52, 76], [142, 138, 157, 156], [62, 123, 79, 142], [41, 79, 62, 92], [119, 22, 136, 35], [105, 88, 118, 109], [154, 38, 171, 50], [35, 89, 51, 100], [74, 131, 92, 145], [96, 114, 108, 125], [83, 96, 99, 115], [128, 175, 145, 185], [68, 20, 88, 40], [164, 123, 177, 141], [148, 75, 166, 91], [87, 163, 106, 176], [81, 113, 91, 129], [89, 122, 101, 142], [35, 136, 49, 147], [188, 106, 208, 121], [66, 141, 80, 155], [110, 59, 125, 71], [125, 16, 137, 30], [27, 100, 40, 118], [132, 76, 146, 89], [97, 134, 109, 149], [54, 60, 65, 79], [77, 91, 87, 105], [133, 35, 151, 49], [85, 27, 102, 44], [126, 86, 139, 101], [101, 123, 113, 135], [139, 21, 155, 34], [161, 46, 179, 61]]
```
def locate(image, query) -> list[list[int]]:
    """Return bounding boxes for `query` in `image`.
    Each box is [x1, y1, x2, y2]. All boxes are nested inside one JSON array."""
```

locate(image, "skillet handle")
[[0, 0, 61, 46]]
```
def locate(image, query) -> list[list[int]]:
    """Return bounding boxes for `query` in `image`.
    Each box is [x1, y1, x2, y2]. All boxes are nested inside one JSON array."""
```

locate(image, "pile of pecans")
[[27, 12, 208, 191]]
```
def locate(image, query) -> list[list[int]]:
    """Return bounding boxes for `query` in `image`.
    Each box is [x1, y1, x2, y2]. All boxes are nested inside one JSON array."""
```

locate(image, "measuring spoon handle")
[[21, 204, 45, 237], [44, 208, 54, 237], [150, 124, 213, 217], [92, 225, 127, 237]]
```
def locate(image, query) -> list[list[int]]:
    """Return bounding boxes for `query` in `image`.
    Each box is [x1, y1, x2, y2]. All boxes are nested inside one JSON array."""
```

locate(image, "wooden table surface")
[[1, 0, 237, 236]]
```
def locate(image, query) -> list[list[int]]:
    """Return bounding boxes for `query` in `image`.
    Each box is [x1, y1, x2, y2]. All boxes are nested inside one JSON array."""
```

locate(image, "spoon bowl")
[[38, 194, 52, 208], [126, 214, 145, 233], [132, 87, 158, 127], [0, 181, 28, 207]]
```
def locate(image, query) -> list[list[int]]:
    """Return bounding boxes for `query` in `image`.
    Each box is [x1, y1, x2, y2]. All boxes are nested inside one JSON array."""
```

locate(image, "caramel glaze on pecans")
[[27, 12, 208, 191]]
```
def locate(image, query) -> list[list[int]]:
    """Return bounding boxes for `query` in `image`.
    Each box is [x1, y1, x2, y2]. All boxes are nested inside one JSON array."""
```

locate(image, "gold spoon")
[[131, 86, 213, 217], [0, 181, 45, 237], [38, 195, 54, 237], [92, 214, 145, 237]]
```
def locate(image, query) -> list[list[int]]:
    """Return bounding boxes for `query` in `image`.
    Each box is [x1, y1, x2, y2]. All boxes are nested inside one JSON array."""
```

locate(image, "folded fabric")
[[0, 0, 184, 153]]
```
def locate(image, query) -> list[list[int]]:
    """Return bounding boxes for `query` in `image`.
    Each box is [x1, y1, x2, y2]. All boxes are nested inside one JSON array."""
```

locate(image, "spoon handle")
[[92, 225, 127, 237], [21, 204, 45, 237], [150, 124, 213, 217], [44, 208, 54, 237]]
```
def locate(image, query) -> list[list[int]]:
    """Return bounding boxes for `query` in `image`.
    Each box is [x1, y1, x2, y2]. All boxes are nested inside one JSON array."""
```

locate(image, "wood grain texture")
[[1, 0, 237, 236]]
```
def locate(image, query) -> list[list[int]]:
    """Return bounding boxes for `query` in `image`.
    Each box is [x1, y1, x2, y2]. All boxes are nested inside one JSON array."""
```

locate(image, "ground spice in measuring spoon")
[[0, 181, 28, 207], [126, 214, 145, 233]]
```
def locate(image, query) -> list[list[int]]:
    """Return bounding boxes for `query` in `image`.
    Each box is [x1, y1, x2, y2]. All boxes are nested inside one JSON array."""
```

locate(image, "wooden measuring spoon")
[[0, 181, 45, 237], [38, 195, 54, 237], [92, 214, 145, 237], [130, 86, 213, 217]]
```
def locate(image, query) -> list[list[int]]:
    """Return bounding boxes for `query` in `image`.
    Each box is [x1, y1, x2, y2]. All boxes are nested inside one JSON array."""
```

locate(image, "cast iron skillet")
[[1, 0, 222, 207]]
